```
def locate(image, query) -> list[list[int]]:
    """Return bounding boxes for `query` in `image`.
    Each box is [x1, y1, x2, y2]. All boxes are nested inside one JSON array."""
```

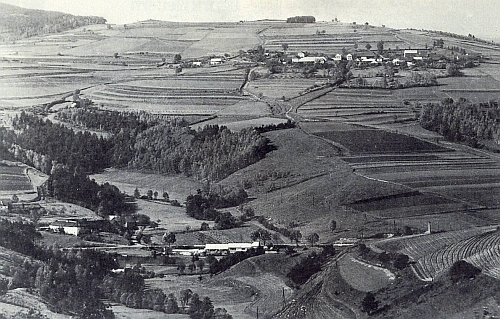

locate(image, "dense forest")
[[10, 112, 111, 174], [420, 98, 500, 147], [0, 2, 106, 40], [3, 110, 274, 182], [56, 108, 274, 181]]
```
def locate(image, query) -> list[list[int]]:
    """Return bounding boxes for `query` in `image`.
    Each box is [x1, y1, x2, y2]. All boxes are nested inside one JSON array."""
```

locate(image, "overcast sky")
[[3, 0, 500, 41]]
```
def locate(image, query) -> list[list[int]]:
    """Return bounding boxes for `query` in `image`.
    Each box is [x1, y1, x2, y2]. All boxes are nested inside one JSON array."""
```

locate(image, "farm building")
[[357, 50, 377, 61], [210, 58, 223, 65], [296, 56, 327, 64], [333, 53, 342, 61], [49, 218, 104, 236], [404, 49, 430, 59], [346, 53, 353, 61], [0, 199, 12, 211], [204, 242, 261, 255]]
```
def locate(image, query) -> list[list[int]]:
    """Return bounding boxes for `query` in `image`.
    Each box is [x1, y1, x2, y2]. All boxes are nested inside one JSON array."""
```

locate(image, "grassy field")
[[338, 253, 395, 292]]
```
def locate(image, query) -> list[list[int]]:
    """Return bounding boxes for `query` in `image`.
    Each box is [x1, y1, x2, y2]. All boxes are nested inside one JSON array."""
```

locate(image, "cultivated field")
[[0, 163, 32, 192]]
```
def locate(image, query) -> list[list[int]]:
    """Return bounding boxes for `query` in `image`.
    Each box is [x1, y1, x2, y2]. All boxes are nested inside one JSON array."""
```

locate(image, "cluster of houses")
[[275, 48, 480, 68]]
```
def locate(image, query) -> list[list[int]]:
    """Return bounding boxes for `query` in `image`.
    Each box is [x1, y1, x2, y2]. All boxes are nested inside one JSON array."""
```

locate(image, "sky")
[[3, 0, 500, 41]]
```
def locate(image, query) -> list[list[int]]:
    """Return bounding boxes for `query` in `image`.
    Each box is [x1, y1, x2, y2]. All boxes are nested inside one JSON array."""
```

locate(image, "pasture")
[[90, 168, 202, 202]]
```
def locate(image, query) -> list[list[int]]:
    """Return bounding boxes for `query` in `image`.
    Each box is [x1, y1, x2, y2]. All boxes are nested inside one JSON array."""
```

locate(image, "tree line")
[[420, 98, 500, 147]]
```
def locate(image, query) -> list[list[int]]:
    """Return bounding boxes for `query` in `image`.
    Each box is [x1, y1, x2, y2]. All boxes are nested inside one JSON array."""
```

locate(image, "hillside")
[[0, 2, 106, 41]]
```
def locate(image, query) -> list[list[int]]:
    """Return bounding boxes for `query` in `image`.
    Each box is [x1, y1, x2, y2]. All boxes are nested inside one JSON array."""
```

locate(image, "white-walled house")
[[333, 54, 342, 61]]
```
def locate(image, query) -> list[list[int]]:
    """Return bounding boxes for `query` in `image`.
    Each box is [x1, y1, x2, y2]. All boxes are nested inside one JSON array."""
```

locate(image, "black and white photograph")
[[0, 1, 499, 318]]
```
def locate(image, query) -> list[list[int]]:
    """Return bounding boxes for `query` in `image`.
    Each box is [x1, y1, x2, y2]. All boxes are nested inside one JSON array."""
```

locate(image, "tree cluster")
[[256, 216, 302, 244], [47, 164, 135, 217], [0, 219, 117, 318], [286, 16, 316, 23], [127, 124, 272, 181], [420, 98, 500, 147], [0, 2, 106, 40], [286, 247, 336, 286], [185, 191, 245, 229]]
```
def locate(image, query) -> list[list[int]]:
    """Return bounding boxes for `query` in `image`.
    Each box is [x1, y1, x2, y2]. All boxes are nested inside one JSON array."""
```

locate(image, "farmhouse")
[[49, 218, 103, 236], [346, 53, 353, 61], [333, 53, 342, 61], [357, 50, 377, 62]]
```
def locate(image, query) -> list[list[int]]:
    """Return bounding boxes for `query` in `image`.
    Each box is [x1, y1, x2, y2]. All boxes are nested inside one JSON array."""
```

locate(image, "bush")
[[449, 260, 481, 283]]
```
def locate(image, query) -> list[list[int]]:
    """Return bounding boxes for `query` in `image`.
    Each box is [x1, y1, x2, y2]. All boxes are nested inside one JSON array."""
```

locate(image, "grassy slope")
[[219, 127, 416, 240]]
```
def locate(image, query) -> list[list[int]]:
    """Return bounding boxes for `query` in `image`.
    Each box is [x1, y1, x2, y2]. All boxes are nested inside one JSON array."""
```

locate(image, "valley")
[[0, 7, 500, 319]]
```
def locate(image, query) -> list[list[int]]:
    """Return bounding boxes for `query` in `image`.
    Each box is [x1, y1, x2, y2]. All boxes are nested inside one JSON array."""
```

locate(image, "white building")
[[204, 242, 261, 255], [296, 56, 327, 64], [49, 220, 85, 236], [210, 58, 223, 65]]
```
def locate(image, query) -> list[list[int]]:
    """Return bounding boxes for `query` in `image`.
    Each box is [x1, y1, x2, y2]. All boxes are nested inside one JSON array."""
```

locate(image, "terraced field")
[[411, 230, 500, 281], [86, 72, 248, 114], [0, 163, 32, 192], [262, 24, 407, 54]]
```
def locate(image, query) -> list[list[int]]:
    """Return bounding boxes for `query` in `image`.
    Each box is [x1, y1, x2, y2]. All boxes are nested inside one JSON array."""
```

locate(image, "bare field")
[[247, 78, 320, 99]]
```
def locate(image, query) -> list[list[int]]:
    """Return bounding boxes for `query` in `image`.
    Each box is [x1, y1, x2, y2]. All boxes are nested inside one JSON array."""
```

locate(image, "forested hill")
[[0, 2, 106, 40]]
